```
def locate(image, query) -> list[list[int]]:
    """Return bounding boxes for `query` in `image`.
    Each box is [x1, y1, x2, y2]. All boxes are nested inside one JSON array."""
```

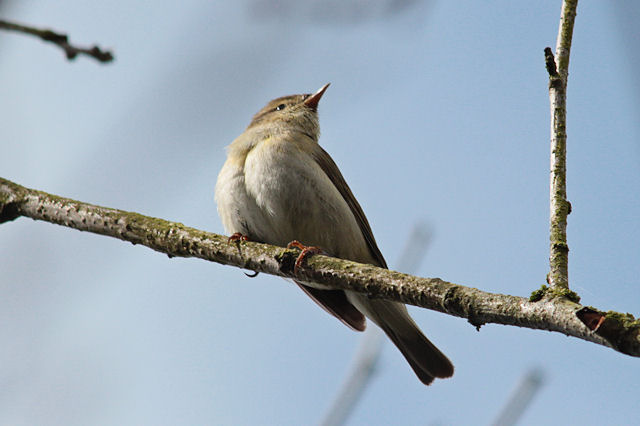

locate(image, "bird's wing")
[[294, 281, 366, 331], [311, 146, 388, 269]]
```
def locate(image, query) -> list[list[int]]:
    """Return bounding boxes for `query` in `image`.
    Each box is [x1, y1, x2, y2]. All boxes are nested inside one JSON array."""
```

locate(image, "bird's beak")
[[304, 83, 330, 111]]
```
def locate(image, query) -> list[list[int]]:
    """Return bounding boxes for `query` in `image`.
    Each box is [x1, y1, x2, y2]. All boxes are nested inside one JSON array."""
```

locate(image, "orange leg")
[[286, 240, 325, 274], [228, 232, 250, 243]]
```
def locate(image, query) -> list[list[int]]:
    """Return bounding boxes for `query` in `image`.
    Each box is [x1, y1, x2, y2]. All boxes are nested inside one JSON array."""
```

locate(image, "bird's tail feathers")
[[349, 294, 454, 385]]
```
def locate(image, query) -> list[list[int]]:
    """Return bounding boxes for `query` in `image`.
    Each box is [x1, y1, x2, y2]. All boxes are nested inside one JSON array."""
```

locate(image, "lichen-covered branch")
[[546, 0, 577, 290], [1, 177, 639, 356], [0, 19, 114, 63]]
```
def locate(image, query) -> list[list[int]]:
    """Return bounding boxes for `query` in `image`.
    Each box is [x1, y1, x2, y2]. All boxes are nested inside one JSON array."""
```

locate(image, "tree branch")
[[2, 177, 638, 356], [0, 19, 114, 63], [546, 0, 577, 290]]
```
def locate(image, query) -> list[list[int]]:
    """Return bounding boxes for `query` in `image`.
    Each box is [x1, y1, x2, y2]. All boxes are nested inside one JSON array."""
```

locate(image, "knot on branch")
[[544, 47, 558, 76], [550, 241, 569, 253], [41, 29, 68, 44], [577, 308, 640, 356], [442, 285, 485, 330], [545, 47, 564, 89], [274, 248, 299, 275], [0, 201, 20, 223]]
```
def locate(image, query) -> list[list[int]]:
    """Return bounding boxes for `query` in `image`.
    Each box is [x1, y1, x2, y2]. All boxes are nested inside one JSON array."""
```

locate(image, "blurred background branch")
[[492, 368, 545, 426], [0, 19, 113, 62], [248, 0, 428, 24], [322, 223, 432, 426]]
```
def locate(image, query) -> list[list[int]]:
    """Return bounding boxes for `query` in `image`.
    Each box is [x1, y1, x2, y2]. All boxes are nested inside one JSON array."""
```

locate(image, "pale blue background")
[[1, 1, 639, 425]]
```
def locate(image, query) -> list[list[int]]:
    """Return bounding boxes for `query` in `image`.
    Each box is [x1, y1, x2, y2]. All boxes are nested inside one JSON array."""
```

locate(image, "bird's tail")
[[347, 293, 454, 385]]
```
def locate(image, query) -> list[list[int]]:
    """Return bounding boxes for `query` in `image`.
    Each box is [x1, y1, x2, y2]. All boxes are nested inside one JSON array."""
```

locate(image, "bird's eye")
[[275, 104, 286, 111]]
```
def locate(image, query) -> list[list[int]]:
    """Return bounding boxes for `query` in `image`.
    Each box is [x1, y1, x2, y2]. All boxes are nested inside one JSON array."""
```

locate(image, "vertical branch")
[[546, 0, 578, 290]]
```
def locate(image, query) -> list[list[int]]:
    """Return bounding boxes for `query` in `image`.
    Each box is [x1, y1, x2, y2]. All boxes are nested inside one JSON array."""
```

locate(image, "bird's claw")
[[286, 240, 325, 274], [228, 232, 250, 243], [228, 233, 258, 277]]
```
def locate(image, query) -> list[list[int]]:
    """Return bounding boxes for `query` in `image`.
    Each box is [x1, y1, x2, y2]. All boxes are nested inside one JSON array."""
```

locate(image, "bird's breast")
[[242, 137, 367, 259]]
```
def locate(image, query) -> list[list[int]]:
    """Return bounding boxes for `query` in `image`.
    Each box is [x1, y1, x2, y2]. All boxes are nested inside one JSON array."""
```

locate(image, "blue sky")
[[1, 1, 639, 425]]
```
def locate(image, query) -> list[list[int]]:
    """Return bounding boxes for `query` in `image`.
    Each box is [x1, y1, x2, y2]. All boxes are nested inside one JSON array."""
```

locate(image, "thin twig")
[[546, 0, 577, 290], [0, 19, 114, 63], [1, 177, 638, 355]]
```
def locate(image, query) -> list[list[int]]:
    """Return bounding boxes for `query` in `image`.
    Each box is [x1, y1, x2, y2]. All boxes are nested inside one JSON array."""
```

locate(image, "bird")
[[214, 83, 453, 385]]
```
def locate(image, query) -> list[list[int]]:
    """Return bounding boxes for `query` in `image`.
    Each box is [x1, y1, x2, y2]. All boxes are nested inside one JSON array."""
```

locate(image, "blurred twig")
[[321, 329, 384, 426], [248, 0, 427, 24], [0, 19, 114, 63], [492, 368, 545, 426], [322, 224, 432, 426]]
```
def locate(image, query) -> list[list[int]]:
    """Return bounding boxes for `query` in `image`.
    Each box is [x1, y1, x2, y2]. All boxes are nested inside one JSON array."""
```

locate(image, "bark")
[[2, 177, 638, 357]]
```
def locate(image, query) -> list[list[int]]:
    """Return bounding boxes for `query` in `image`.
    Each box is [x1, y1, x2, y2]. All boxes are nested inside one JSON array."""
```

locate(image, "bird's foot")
[[286, 240, 325, 274], [228, 233, 258, 277], [228, 232, 250, 243]]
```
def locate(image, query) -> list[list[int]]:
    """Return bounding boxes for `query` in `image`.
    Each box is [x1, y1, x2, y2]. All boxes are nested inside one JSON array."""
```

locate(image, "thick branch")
[[0, 19, 114, 63], [546, 0, 578, 290], [1, 177, 639, 356]]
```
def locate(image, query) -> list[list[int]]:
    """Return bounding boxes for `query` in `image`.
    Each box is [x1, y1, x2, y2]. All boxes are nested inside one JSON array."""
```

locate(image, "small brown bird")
[[214, 84, 453, 384]]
